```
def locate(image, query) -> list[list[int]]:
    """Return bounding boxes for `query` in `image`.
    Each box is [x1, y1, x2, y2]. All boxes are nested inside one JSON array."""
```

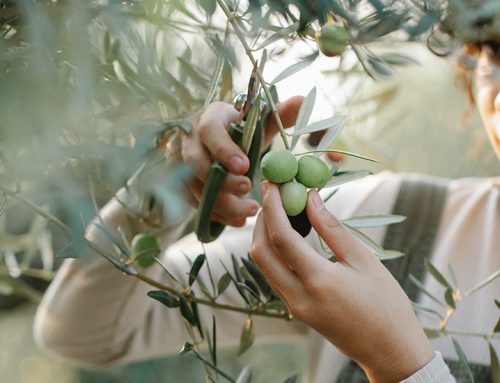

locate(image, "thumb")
[[263, 96, 304, 147], [306, 189, 369, 266]]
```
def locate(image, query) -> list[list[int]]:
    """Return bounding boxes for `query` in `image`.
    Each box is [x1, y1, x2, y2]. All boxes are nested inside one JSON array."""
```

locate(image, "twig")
[[216, 0, 290, 150]]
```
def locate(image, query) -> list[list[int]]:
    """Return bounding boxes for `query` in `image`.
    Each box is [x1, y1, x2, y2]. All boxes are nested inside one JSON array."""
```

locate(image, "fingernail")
[[260, 182, 268, 196], [230, 156, 245, 172], [313, 191, 324, 209], [236, 182, 249, 195]]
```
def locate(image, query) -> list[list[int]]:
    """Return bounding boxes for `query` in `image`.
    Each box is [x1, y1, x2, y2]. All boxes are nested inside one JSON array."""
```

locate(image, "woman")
[[34, 28, 499, 383]]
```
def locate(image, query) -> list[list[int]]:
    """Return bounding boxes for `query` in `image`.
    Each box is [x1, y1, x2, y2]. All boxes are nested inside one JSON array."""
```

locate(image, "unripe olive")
[[260, 149, 298, 184], [316, 24, 349, 57], [131, 233, 160, 268], [296, 155, 330, 188], [279, 182, 307, 216]]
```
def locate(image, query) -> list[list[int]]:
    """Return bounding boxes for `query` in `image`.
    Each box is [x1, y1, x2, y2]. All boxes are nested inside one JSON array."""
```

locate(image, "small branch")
[[216, 0, 289, 150], [425, 327, 500, 340], [190, 348, 236, 382], [0, 186, 71, 238]]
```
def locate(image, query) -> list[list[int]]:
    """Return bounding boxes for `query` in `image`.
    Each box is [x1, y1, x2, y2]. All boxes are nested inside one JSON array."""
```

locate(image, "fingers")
[[306, 189, 371, 267], [198, 102, 249, 175], [188, 177, 259, 224], [251, 212, 302, 299], [261, 182, 326, 278], [263, 96, 304, 147]]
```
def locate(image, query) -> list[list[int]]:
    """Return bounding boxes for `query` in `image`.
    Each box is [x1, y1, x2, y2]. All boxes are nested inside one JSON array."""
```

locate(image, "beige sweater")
[[34, 172, 500, 382]]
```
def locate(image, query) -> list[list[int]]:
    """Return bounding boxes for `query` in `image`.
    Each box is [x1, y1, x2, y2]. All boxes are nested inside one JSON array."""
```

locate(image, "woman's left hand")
[[251, 182, 434, 383]]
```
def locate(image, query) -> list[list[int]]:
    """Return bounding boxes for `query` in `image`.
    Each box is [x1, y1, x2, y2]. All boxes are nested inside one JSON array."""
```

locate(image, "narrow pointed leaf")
[[236, 365, 252, 383], [254, 23, 300, 51], [409, 274, 446, 308], [424, 258, 452, 289], [342, 215, 406, 228], [489, 343, 500, 383], [241, 257, 272, 297], [412, 302, 443, 321], [147, 290, 179, 308], [270, 55, 316, 85], [464, 269, 500, 297], [56, 242, 77, 259], [289, 116, 346, 136], [291, 88, 316, 150], [345, 225, 401, 260], [238, 317, 255, 356], [444, 287, 456, 309], [423, 328, 442, 340], [179, 296, 197, 326], [324, 170, 372, 188], [217, 272, 232, 296], [496, 299, 500, 309], [493, 317, 500, 333], [242, 94, 261, 153], [316, 119, 347, 154], [189, 253, 206, 286], [452, 338, 475, 383]]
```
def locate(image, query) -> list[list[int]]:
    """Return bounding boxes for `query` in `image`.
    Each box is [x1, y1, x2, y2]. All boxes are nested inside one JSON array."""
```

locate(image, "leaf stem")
[[216, 0, 289, 150]]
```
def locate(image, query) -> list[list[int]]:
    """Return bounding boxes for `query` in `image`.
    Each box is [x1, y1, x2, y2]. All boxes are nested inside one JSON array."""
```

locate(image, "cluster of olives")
[[260, 149, 330, 216]]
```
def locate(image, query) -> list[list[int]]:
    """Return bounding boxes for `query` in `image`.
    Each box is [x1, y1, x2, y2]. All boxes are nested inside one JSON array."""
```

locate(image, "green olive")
[[296, 155, 330, 188], [279, 182, 307, 216], [260, 149, 298, 184], [315, 24, 349, 57], [131, 233, 160, 268]]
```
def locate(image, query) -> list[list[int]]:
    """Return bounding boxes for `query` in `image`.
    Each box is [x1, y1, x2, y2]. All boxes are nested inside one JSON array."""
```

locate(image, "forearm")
[[33, 188, 194, 366]]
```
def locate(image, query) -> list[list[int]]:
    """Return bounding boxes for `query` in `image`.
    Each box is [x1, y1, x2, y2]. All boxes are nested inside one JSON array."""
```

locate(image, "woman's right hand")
[[251, 182, 434, 383], [176, 98, 302, 228]]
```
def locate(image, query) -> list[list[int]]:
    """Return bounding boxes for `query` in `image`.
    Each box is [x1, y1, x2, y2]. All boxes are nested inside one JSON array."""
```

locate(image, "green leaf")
[[217, 272, 232, 296], [56, 243, 78, 259], [281, 373, 299, 383], [424, 258, 452, 289], [204, 50, 224, 107], [496, 299, 500, 309], [316, 119, 348, 155], [378, 53, 419, 66], [345, 225, 402, 261], [211, 316, 217, 366], [423, 328, 442, 340], [324, 170, 372, 189], [342, 215, 406, 228], [236, 365, 252, 383], [444, 287, 456, 309], [270, 54, 317, 85], [189, 253, 206, 286], [412, 302, 443, 321], [289, 116, 346, 137], [238, 317, 255, 356], [196, 0, 216, 15], [177, 56, 209, 89], [241, 257, 272, 298], [464, 269, 500, 297], [291, 87, 316, 151], [179, 296, 197, 326], [489, 343, 500, 383], [409, 274, 446, 308], [265, 299, 287, 312], [493, 317, 500, 333], [241, 94, 261, 154], [147, 290, 179, 308], [254, 23, 300, 51], [447, 263, 459, 289], [452, 338, 475, 383]]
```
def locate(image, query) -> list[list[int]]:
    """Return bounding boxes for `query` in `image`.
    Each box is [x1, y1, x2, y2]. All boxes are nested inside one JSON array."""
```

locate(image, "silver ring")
[[233, 92, 268, 114]]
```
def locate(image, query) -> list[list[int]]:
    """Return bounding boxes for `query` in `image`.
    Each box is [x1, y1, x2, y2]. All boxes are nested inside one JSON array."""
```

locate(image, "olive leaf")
[[147, 290, 180, 308], [241, 257, 272, 298], [270, 53, 317, 85], [289, 115, 346, 137], [236, 365, 252, 383], [196, 0, 217, 15], [324, 169, 372, 188], [424, 258, 452, 289], [179, 296, 198, 326], [221, 260, 250, 304], [412, 302, 443, 321], [451, 338, 475, 383], [56, 242, 77, 259], [342, 214, 406, 228], [444, 287, 456, 309], [291, 87, 316, 151], [409, 274, 446, 308], [241, 94, 262, 154], [423, 328, 442, 340], [204, 43, 225, 107], [189, 253, 206, 286], [447, 263, 459, 289], [464, 269, 500, 297], [493, 317, 500, 334], [344, 225, 404, 260], [253, 22, 300, 51], [489, 343, 500, 383], [496, 299, 500, 310], [378, 53, 419, 66], [217, 272, 232, 296], [238, 317, 255, 356], [264, 299, 287, 312], [211, 316, 217, 365]]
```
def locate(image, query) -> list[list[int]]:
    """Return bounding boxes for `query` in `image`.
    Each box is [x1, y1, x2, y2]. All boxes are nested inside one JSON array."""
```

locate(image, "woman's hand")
[[251, 182, 434, 383], [178, 97, 302, 228]]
